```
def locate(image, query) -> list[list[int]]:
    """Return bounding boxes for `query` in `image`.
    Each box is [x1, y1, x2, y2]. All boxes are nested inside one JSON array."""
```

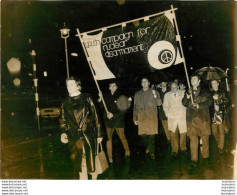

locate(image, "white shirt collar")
[[69, 91, 81, 97]]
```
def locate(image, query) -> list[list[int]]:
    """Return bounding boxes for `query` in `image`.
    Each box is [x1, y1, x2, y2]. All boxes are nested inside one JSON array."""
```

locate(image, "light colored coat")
[[163, 90, 187, 133], [133, 88, 162, 135]]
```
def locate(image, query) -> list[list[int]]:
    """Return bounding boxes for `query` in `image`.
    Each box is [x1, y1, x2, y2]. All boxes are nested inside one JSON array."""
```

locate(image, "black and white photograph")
[[1, 0, 236, 194]]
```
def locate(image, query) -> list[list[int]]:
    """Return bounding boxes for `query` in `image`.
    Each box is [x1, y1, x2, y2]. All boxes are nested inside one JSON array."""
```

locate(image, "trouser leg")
[[89, 172, 98, 180], [106, 127, 114, 162], [170, 127, 179, 153], [116, 128, 130, 156], [201, 135, 209, 159], [79, 146, 98, 180], [79, 150, 88, 180], [140, 135, 148, 150], [180, 132, 187, 151], [190, 135, 198, 162], [148, 135, 155, 155], [218, 124, 225, 150], [162, 120, 170, 141], [211, 123, 220, 146]]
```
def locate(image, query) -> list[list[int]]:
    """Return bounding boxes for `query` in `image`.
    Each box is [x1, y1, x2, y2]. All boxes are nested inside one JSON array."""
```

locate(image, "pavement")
[[1, 117, 235, 180]]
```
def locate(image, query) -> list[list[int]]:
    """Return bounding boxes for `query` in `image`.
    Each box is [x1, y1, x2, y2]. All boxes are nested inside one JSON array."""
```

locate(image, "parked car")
[[40, 107, 60, 119]]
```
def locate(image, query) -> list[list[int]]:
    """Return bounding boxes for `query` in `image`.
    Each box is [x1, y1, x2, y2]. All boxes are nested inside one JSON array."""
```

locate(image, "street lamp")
[[60, 22, 70, 78]]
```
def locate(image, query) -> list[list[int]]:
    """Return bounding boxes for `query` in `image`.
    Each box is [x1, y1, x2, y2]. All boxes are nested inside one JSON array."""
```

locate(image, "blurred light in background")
[[43, 71, 48, 77], [117, 0, 126, 5], [7, 57, 21, 75], [71, 53, 78, 56], [13, 78, 21, 87]]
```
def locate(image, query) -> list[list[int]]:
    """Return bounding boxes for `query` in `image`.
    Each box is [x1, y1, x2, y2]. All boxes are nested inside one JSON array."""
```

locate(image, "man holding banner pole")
[[98, 81, 130, 163], [182, 74, 212, 166]]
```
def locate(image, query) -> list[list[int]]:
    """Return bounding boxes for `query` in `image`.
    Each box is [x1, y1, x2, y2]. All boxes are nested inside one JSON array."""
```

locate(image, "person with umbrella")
[[209, 79, 230, 154], [133, 77, 162, 160], [182, 73, 213, 166], [194, 66, 230, 154]]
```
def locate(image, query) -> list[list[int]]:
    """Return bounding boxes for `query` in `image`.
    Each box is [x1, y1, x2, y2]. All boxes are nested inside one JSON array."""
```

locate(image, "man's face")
[[174, 79, 179, 84], [191, 76, 200, 88], [161, 82, 166, 88], [179, 84, 185, 90], [141, 78, 150, 89], [66, 80, 80, 95], [171, 83, 178, 93], [211, 80, 219, 91], [109, 83, 118, 93]]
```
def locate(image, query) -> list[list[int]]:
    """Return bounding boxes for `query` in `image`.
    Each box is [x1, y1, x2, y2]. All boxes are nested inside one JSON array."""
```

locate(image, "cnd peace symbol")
[[159, 49, 173, 64]]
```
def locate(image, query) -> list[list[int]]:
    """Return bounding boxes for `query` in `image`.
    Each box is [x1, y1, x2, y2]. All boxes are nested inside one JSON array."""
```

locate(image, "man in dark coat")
[[98, 81, 130, 163], [60, 77, 103, 180], [133, 78, 162, 159], [182, 74, 213, 165]]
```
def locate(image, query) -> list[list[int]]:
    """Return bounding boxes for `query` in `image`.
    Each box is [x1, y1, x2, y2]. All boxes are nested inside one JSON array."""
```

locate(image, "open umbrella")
[[195, 66, 227, 81]]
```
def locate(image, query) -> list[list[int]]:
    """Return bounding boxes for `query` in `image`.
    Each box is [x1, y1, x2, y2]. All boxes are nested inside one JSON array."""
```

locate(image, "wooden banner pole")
[[171, 5, 194, 104], [76, 28, 109, 115], [225, 68, 230, 92]]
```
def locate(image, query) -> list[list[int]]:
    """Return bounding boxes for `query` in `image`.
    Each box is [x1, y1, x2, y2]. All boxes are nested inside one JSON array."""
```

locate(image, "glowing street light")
[[13, 78, 21, 87], [60, 23, 70, 78], [7, 57, 21, 75]]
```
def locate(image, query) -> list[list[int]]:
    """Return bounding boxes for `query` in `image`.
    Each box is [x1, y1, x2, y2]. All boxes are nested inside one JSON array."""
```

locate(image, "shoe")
[[201, 158, 209, 166], [180, 150, 187, 155], [190, 161, 198, 167], [109, 159, 113, 163], [218, 149, 223, 154], [125, 155, 130, 159], [170, 152, 178, 158], [150, 154, 156, 160]]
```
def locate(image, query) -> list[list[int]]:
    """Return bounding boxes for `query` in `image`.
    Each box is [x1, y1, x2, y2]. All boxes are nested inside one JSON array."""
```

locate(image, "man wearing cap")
[[98, 81, 130, 163], [182, 74, 212, 166]]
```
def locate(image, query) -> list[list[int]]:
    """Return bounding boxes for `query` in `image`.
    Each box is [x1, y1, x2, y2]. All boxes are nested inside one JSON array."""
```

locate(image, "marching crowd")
[[59, 73, 231, 180]]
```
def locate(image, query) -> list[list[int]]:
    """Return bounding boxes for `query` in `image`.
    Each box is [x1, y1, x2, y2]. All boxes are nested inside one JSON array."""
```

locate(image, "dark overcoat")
[[59, 93, 102, 173], [133, 88, 162, 135], [102, 91, 126, 128], [182, 86, 213, 137]]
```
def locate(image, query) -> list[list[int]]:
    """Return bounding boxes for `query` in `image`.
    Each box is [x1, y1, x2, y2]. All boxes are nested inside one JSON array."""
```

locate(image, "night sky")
[[1, 0, 234, 92]]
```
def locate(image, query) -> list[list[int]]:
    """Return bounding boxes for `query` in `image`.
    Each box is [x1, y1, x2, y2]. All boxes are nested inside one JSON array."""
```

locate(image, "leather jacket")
[[59, 93, 102, 172]]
